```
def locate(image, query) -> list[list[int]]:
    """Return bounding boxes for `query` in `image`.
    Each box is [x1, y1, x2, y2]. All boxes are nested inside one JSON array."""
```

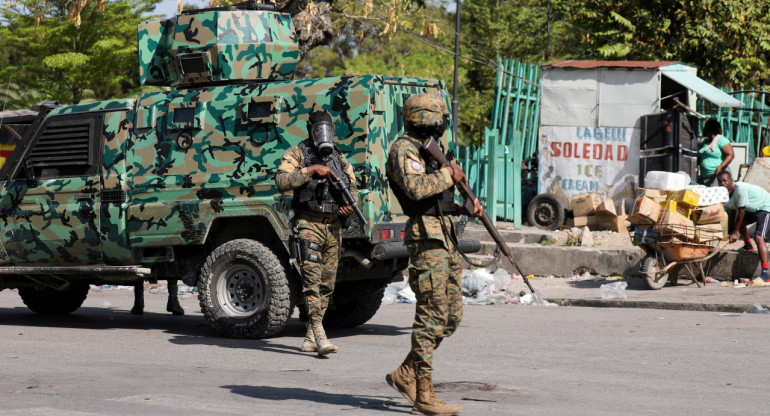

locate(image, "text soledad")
[[548, 127, 630, 161]]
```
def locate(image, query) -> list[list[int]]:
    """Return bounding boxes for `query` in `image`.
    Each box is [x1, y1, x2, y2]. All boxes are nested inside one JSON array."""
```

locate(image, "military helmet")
[[402, 93, 448, 128]]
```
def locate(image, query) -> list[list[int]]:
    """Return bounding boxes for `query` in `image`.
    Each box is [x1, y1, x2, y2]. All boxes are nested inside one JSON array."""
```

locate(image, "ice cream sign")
[[538, 126, 640, 205]]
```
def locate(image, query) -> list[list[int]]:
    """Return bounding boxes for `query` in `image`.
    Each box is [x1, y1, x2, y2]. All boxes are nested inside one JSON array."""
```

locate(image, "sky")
[[154, 0, 207, 18]]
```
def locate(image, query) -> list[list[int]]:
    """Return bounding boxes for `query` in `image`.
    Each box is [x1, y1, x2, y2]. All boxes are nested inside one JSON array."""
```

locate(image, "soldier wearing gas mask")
[[385, 93, 481, 415], [275, 110, 357, 356]]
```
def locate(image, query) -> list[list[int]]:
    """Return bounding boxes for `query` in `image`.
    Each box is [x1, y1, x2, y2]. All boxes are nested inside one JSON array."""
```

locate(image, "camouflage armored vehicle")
[[0, 1, 478, 338]]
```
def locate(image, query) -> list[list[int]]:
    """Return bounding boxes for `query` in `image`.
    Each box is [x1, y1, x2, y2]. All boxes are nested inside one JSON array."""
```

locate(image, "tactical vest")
[[293, 139, 349, 215], [388, 136, 458, 218]]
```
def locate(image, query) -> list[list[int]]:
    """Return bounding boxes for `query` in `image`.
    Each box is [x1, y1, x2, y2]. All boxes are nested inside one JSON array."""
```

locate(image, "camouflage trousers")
[[406, 239, 463, 378], [297, 213, 341, 325]]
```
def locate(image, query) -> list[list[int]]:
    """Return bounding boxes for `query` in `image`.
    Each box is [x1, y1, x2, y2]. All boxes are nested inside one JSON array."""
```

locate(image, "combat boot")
[[412, 376, 462, 415], [166, 281, 184, 315], [311, 322, 338, 356], [166, 297, 184, 315], [300, 324, 317, 352], [386, 356, 416, 403]]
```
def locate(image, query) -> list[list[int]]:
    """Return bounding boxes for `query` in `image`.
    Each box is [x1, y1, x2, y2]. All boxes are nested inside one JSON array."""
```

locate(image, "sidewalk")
[[461, 221, 770, 313], [520, 275, 770, 313]]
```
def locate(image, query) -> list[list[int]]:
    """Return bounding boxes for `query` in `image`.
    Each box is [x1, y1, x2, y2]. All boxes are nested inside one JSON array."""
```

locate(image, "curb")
[[547, 298, 755, 313]]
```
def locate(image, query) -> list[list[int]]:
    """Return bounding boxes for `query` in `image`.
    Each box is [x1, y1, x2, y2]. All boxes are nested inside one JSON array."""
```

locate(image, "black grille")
[[101, 189, 126, 203], [27, 121, 91, 168]]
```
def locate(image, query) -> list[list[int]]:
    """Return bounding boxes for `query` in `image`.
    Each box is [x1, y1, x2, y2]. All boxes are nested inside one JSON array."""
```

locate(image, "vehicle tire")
[[527, 193, 566, 230], [18, 283, 90, 315], [323, 280, 388, 328], [641, 255, 667, 290], [198, 239, 291, 338]]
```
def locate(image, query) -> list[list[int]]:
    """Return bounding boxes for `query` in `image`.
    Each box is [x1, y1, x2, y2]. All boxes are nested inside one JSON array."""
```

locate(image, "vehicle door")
[[0, 112, 103, 264]]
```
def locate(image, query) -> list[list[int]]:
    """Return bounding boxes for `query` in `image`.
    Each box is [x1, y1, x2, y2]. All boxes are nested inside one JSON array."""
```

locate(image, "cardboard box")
[[670, 189, 700, 208], [694, 222, 727, 242], [571, 194, 602, 217], [629, 195, 661, 224], [612, 215, 629, 233], [662, 200, 692, 219], [693, 204, 728, 224], [637, 188, 669, 203], [596, 214, 614, 231], [655, 210, 695, 240], [568, 214, 599, 228], [595, 200, 617, 216]]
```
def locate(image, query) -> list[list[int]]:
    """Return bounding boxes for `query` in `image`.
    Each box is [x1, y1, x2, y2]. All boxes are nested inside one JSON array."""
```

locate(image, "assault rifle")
[[421, 137, 539, 296], [324, 161, 368, 226]]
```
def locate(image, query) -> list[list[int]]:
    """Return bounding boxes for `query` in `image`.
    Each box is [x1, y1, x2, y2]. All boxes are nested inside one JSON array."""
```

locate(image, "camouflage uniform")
[[275, 144, 357, 326], [386, 137, 462, 378]]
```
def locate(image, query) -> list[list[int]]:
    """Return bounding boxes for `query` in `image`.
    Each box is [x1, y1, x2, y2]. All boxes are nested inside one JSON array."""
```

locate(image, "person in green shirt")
[[718, 171, 770, 282], [698, 119, 734, 187]]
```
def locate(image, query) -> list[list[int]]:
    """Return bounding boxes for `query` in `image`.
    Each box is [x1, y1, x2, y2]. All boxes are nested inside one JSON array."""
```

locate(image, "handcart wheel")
[[641, 255, 668, 290]]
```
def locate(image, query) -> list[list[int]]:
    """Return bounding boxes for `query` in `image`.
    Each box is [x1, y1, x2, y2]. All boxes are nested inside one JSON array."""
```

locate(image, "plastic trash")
[[600, 281, 627, 300], [704, 276, 719, 283], [470, 268, 495, 283], [491, 268, 510, 291], [381, 292, 397, 305], [462, 276, 489, 297], [744, 303, 770, 314], [643, 171, 691, 190], [397, 286, 416, 303], [101, 302, 111, 307]]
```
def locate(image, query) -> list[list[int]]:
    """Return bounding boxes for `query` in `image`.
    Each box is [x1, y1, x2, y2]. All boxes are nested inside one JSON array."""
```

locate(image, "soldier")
[[385, 93, 481, 415], [131, 279, 184, 316], [275, 110, 357, 356]]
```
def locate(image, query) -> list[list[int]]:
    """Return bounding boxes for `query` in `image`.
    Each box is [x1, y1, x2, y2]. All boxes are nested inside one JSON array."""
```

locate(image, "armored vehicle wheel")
[[527, 193, 566, 230], [641, 255, 668, 290], [18, 283, 90, 315], [198, 239, 291, 338], [323, 280, 388, 328]]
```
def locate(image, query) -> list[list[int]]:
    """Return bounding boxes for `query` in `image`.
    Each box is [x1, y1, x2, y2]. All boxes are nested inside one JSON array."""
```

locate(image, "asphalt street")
[[1, 287, 769, 416]]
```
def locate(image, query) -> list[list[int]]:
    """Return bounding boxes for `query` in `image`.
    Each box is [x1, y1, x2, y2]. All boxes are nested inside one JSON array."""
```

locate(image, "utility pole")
[[452, 0, 460, 142], [545, 0, 551, 60]]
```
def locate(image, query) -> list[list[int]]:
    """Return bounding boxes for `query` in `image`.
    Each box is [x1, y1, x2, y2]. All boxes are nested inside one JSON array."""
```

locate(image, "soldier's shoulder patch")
[[407, 159, 424, 174]]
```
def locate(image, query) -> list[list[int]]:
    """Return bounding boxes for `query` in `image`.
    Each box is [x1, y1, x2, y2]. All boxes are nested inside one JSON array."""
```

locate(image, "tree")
[[1, 0, 162, 107], [561, 0, 770, 89]]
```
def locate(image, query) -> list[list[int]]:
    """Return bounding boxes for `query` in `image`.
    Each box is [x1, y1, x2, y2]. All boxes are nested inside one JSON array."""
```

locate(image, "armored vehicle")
[[0, 2, 478, 338]]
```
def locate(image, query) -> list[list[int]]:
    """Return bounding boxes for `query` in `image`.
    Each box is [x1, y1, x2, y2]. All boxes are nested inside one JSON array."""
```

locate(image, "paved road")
[[1, 287, 769, 415]]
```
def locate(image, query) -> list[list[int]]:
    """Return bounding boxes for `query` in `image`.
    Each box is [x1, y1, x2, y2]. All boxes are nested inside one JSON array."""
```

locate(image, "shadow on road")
[[0, 305, 211, 335], [0, 304, 410, 354], [166, 319, 410, 356], [223, 384, 407, 413]]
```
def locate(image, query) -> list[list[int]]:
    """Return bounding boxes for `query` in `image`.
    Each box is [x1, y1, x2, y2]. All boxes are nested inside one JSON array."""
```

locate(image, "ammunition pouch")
[[289, 227, 321, 264], [294, 179, 340, 214]]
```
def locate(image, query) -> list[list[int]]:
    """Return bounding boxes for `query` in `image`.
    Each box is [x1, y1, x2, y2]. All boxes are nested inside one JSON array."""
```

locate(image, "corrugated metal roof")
[[543, 60, 680, 69]]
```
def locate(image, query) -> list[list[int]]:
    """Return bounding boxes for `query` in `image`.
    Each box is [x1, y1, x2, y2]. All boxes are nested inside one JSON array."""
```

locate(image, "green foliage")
[[562, 0, 770, 89], [0, 0, 162, 108]]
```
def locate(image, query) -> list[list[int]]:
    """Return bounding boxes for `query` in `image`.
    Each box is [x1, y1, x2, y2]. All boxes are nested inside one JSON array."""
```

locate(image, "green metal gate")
[[458, 58, 540, 227], [698, 90, 770, 157]]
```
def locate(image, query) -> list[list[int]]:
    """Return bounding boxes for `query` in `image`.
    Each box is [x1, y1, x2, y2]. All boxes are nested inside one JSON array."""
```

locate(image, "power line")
[[344, 0, 539, 86]]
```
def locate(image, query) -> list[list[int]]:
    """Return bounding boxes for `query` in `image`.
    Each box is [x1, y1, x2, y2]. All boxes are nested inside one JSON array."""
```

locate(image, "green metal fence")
[[457, 58, 540, 227], [698, 90, 770, 157]]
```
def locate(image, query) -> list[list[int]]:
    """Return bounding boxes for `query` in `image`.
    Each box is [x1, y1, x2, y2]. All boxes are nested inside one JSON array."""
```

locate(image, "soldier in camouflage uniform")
[[275, 110, 357, 356], [385, 93, 481, 415]]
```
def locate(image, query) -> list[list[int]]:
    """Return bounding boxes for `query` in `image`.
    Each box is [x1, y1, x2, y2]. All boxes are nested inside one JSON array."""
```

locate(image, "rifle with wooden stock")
[[421, 137, 538, 296]]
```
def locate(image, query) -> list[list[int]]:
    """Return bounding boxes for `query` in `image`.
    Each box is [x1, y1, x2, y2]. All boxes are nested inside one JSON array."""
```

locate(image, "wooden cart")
[[631, 224, 728, 289]]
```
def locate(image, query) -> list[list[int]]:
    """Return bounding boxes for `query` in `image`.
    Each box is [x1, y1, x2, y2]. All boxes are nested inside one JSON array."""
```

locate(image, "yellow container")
[[663, 200, 692, 219], [670, 189, 700, 208]]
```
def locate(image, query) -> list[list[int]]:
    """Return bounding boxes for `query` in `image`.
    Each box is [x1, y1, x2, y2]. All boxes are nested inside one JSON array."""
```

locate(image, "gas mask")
[[311, 121, 335, 157], [308, 111, 335, 158]]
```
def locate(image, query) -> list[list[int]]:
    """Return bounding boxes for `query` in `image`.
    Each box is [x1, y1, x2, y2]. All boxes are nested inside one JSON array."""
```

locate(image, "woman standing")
[[697, 119, 734, 186]]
